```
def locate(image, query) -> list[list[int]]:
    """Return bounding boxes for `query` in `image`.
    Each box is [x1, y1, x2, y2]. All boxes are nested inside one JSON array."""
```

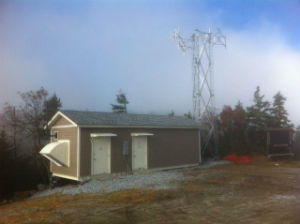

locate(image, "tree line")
[[217, 86, 294, 156], [0, 88, 130, 200], [168, 86, 298, 157], [109, 86, 298, 158], [0, 87, 62, 200], [0, 86, 298, 201]]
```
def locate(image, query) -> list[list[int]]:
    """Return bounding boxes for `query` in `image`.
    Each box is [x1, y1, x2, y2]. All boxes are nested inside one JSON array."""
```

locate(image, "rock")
[[37, 184, 47, 191], [14, 190, 36, 200]]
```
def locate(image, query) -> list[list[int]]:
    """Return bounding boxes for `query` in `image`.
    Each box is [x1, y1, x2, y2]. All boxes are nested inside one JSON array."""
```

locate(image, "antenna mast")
[[172, 28, 226, 157]]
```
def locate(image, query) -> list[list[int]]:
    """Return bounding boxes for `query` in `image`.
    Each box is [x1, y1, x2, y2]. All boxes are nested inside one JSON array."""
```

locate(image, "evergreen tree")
[[184, 111, 193, 119], [270, 92, 290, 127], [111, 90, 129, 113], [246, 86, 271, 150], [168, 110, 175, 117], [43, 93, 62, 122], [246, 86, 271, 129]]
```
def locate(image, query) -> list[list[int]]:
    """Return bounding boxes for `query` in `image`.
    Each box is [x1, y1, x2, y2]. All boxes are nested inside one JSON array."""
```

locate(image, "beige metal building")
[[40, 110, 202, 181]]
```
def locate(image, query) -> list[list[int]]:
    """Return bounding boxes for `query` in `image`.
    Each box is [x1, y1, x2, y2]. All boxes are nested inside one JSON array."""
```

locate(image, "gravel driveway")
[[34, 161, 230, 197], [34, 169, 183, 197]]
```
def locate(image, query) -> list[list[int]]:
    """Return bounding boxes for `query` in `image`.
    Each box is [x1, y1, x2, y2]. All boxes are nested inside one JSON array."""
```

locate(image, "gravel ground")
[[200, 160, 232, 168], [34, 160, 230, 197], [272, 194, 297, 201], [33, 169, 183, 197]]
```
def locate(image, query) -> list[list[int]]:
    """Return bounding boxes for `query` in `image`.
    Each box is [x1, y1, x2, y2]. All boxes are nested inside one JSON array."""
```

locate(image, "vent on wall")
[[40, 140, 70, 167]]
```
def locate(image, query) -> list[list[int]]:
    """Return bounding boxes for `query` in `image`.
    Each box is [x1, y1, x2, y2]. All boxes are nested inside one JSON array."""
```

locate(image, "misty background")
[[0, 0, 299, 125]]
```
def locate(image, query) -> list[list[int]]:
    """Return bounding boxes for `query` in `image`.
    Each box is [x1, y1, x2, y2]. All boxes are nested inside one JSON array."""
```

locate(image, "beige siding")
[[147, 129, 199, 169], [80, 128, 199, 177], [50, 127, 78, 178], [53, 116, 73, 126]]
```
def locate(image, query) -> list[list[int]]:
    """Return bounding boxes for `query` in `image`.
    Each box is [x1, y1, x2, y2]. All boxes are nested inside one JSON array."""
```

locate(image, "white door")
[[92, 137, 111, 175], [132, 136, 148, 170]]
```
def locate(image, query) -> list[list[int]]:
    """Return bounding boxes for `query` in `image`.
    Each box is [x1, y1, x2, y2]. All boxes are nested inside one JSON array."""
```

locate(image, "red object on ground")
[[236, 156, 251, 164], [223, 154, 251, 164], [223, 154, 238, 161]]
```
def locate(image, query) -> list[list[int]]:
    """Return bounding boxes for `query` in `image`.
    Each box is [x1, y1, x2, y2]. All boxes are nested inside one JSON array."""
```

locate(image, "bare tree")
[[2, 104, 20, 158], [18, 87, 50, 182], [18, 88, 48, 151]]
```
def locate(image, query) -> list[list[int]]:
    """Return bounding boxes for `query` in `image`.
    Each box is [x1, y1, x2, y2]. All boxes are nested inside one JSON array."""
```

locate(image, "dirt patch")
[[0, 156, 299, 224]]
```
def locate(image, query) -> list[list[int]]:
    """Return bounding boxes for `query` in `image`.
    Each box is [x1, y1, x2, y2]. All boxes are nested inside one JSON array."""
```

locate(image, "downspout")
[[90, 137, 94, 176], [77, 127, 81, 180], [198, 128, 202, 164]]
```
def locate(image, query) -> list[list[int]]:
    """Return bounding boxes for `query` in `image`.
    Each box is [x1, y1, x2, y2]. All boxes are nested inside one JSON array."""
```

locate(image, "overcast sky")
[[0, 0, 299, 125]]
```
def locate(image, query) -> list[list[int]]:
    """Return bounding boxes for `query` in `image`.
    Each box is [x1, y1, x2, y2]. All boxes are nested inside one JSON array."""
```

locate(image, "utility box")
[[122, 140, 131, 174], [123, 140, 129, 156], [267, 128, 294, 158]]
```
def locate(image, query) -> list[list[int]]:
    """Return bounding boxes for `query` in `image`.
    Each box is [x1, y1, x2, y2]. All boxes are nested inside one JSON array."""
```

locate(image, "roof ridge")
[[60, 109, 190, 119], [59, 109, 201, 128]]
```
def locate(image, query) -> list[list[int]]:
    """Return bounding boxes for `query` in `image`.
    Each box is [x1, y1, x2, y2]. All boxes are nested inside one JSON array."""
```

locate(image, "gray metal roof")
[[61, 110, 201, 128]]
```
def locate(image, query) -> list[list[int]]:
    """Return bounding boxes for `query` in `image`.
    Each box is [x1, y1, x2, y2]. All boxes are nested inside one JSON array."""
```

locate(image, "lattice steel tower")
[[172, 28, 226, 156]]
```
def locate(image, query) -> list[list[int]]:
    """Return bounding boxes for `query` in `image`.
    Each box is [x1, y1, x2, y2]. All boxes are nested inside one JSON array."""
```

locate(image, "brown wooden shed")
[[40, 110, 202, 181], [267, 128, 294, 158]]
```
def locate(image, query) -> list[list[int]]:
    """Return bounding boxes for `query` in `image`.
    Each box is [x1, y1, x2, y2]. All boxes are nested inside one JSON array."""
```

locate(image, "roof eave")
[[47, 111, 78, 128], [77, 124, 202, 129]]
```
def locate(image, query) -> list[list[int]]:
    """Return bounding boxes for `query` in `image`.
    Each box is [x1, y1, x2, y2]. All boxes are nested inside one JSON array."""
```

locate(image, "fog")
[[0, 1, 299, 124]]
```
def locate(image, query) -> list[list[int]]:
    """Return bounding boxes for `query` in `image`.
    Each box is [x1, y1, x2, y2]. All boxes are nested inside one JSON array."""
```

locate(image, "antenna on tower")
[[172, 28, 226, 158]]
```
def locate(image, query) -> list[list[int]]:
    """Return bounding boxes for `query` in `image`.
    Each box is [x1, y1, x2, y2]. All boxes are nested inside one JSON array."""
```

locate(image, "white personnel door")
[[132, 136, 148, 170], [92, 137, 111, 175]]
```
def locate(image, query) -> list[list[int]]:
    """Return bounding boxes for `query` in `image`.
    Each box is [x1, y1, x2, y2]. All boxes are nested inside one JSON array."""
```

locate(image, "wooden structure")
[[267, 128, 294, 158], [40, 110, 202, 181]]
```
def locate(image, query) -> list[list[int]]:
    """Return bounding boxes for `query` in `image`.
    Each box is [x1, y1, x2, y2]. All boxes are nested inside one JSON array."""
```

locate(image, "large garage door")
[[92, 137, 111, 175], [132, 136, 148, 170]]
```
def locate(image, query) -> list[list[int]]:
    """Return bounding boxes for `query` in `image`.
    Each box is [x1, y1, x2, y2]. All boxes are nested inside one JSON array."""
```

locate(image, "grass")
[[0, 156, 299, 224], [0, 189, 178, 224]]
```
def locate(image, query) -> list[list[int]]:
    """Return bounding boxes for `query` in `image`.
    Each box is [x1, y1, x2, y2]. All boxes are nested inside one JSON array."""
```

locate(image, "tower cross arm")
[[172, 29, 192, 53], [212, 28, 226, 47]]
